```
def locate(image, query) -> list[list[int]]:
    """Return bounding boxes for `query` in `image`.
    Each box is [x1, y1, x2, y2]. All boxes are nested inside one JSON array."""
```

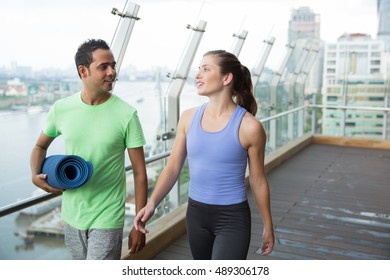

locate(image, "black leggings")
[[186, 198, 251, 260]]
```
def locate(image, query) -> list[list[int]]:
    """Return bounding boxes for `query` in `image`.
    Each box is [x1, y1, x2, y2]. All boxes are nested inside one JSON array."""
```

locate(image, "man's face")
[[83, 49, 117, 94]]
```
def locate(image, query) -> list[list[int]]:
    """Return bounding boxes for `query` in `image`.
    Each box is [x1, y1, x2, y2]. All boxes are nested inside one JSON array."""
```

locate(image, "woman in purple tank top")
[[134, 50, 274, 259]]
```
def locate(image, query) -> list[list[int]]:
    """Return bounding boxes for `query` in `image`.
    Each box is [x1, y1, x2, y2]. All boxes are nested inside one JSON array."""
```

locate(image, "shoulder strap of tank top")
[[230, 105, 247, 130], [187, 103, 207, 133]]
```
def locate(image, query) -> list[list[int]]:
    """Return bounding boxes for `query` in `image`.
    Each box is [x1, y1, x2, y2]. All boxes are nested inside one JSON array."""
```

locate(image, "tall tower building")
[[288, 7, 320, 42], [377, 0, 390, 47], [287, 7, 323, 95]]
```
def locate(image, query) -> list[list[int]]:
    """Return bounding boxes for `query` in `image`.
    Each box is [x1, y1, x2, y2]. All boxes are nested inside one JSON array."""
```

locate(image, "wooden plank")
[[312, 135, 390, 150]]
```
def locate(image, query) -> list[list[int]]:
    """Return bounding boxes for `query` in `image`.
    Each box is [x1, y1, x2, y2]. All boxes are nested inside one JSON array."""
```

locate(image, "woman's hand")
[[133, 203, 156, 234], [260, 228, 275, 256]]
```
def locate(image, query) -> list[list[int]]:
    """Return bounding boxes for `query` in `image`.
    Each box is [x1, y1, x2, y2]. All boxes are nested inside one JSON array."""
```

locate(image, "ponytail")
[[234, 65, 257, 116]]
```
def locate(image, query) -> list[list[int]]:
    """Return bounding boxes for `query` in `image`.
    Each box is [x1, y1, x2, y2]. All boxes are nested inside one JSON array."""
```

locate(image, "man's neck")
[[81, 90, 111, 105]]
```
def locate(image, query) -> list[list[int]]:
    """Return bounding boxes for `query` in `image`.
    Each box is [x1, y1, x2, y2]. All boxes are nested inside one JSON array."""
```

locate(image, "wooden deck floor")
[[153, 144, 390, 260]]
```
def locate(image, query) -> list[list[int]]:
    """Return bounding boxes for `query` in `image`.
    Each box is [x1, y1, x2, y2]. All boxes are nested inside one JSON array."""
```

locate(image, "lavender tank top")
[[186, 103, 248, 205]]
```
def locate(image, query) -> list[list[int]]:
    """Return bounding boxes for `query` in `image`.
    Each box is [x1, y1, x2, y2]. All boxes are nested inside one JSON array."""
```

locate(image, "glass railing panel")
[[124, 158, 189, 229], [0, 199, 70, 260]]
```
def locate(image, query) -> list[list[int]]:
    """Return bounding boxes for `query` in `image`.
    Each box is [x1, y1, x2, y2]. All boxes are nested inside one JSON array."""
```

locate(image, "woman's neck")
[[206, 96, 236, 117]]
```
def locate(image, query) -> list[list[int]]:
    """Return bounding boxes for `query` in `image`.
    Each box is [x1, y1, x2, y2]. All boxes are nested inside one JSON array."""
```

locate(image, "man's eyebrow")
[[98, 62, 116, 67]]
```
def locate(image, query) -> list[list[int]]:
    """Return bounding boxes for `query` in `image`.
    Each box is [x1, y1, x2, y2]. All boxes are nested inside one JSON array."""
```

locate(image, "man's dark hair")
[[74, 39, 110, 77]]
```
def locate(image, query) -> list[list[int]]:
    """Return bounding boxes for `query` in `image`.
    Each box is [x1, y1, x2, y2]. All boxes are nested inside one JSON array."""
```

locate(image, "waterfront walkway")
[[151, 143, 390, 260]]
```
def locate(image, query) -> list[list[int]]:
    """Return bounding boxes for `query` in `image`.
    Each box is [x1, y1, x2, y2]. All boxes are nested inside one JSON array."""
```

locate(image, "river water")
[[0, 80, 205, 259]]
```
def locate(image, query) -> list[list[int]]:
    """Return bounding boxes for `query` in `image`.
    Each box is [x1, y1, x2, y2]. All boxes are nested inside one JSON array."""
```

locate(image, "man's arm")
[[30, 131, 63, 194], [127, 146, 148, 254]]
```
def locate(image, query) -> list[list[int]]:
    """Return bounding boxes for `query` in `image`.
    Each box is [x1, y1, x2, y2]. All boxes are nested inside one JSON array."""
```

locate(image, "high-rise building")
[[287, 7, 323, 96], [322, 33, 388, 138], [377, 0, 390, 47], [288, 7, 320, 42]]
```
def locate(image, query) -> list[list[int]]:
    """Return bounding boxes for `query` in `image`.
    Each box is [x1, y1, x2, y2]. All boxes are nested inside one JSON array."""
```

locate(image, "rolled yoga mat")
[[41, 155, 93, 190]]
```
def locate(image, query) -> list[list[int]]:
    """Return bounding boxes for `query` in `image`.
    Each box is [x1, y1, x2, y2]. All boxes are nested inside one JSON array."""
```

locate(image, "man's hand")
[[32, 173, 63, 194], [128, 227, 146, 254]]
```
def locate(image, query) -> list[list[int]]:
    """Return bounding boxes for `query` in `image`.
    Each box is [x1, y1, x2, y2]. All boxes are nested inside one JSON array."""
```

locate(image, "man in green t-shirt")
[[30, 39, 148, 260]]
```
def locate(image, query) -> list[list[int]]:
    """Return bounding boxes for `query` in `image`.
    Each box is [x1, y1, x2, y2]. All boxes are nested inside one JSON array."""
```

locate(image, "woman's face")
[[195, 55, 225, 97]]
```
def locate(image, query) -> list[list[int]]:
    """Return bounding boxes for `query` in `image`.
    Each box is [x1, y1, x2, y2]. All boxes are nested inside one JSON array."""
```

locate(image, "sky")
[[0, 0, 378, 72]]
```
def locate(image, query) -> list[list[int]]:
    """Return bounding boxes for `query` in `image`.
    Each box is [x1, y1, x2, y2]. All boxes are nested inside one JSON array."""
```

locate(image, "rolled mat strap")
[[41, 155, 93, 190]]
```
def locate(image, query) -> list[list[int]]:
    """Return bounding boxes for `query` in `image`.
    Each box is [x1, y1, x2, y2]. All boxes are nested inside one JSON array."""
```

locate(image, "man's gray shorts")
[[64, 222, 123, 260]]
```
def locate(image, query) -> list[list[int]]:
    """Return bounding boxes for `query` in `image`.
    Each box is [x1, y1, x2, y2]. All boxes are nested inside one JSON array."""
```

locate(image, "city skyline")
[[1, 0, 378, 72]]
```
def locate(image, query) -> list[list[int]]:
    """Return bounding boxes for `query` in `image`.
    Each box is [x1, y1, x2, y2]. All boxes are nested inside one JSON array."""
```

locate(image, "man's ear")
[[223, 73, 233, 86], [78, 65, 88, 78]]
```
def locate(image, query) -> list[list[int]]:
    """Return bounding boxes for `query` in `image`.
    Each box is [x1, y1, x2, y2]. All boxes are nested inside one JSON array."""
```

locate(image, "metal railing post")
[[110, 2, 141, 79], [230, 29, 248, 57]]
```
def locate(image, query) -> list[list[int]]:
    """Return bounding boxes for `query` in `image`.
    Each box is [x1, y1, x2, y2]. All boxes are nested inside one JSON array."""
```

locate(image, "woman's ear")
[[223, 73, 233, 86]]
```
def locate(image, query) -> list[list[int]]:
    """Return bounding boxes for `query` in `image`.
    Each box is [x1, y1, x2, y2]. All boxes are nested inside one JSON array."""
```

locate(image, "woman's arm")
[[133, 108, 195, 233], [240, 114, 275, 256]]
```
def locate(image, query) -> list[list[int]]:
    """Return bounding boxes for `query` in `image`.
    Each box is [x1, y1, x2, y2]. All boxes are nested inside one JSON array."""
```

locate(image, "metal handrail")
[[0, 192, 61, 218], [260, 105, 305, 123], [259, 104, 390, 124], [310, 104, 390, 111]]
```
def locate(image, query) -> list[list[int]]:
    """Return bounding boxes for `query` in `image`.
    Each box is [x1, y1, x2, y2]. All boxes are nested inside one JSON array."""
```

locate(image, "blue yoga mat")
[[41, 155, 93, 190]]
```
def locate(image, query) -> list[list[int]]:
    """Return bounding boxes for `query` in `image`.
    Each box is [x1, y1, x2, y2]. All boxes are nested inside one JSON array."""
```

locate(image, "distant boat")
[[136, 97, 144, 103], [26, 207, 64, 237], [26, 105, 43, 114], [125, 202, 136, 217], [125, 194, 136, 217], [10, 105, 27, 112]]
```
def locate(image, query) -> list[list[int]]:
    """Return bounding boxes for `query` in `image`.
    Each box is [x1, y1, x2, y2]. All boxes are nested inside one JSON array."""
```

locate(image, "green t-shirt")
[[44, 92, 145, 230]]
